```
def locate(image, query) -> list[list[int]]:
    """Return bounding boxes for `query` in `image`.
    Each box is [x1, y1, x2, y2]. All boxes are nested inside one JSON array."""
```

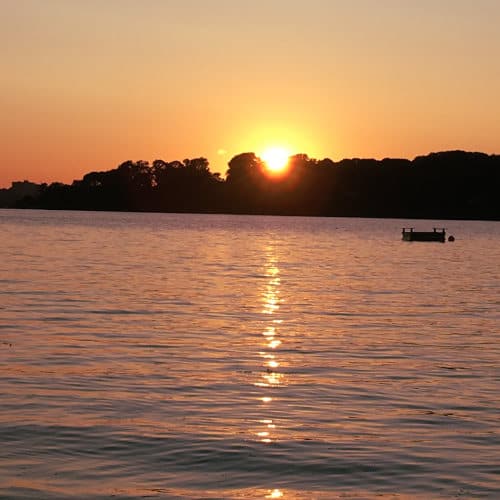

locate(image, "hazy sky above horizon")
[[1, 0, 499, 186]]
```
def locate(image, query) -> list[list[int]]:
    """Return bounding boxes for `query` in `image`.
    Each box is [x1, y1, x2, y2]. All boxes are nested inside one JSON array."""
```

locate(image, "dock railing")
[[402, 227, 446, 242]]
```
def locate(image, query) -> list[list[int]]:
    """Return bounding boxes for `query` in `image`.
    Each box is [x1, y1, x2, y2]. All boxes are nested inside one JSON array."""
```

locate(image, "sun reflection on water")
[[266, 489, 284, 498], [254, 245, 287, 444]]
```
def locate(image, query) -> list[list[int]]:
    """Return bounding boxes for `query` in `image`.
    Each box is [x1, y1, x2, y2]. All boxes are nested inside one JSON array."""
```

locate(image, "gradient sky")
[[1, 0, 499, 186]]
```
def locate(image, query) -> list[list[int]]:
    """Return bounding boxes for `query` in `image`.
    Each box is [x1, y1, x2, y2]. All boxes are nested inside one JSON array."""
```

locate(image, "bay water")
[[0, 210, 499, 499]]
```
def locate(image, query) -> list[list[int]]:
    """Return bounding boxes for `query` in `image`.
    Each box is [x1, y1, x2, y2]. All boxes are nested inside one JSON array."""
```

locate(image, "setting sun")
[[261, 147, 291, 175]]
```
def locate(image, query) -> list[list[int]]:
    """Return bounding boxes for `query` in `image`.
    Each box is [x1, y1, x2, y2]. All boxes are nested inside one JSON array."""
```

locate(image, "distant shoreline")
[[2, 150, 499, 221], [2, 207, 498, 223]]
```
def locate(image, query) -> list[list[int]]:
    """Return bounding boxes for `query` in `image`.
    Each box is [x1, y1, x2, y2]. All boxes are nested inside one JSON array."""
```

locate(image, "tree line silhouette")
[[2, 150, 499, 220]]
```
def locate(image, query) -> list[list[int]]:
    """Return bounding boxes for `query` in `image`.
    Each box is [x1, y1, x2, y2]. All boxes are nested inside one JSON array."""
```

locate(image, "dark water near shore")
[[1, 210, 499, 499]]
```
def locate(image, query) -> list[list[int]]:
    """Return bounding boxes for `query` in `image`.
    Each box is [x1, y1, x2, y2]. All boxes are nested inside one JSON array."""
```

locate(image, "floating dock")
[[402, 227, 446, 242]]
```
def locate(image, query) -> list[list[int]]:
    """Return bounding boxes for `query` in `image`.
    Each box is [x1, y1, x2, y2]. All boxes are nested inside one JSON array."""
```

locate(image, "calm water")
[[0, 210, 499, 499]]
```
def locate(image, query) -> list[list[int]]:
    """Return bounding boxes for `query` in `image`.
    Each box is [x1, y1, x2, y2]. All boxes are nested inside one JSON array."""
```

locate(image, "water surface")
[[1, 210, 499, 499]]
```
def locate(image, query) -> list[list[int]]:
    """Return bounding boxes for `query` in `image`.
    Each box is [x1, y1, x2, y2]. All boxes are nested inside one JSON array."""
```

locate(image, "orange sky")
[[1, 0, 499, 187]]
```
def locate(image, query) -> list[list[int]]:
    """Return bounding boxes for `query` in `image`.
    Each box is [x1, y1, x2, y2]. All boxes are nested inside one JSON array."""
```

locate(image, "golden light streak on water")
[[263, 326, 276, 337], [263, 372, 282, 385], [254, 243, 288, 445], [266, 489, 284, 498], [260, 353, 275, 360]]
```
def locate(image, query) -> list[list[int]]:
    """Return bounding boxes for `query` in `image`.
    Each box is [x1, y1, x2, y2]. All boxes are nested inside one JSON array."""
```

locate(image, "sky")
[[1, 0, 499, 186]]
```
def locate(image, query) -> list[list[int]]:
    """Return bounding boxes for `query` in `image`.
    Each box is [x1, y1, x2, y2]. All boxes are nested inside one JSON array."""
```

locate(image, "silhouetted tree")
[[5, 150, 499, 220]]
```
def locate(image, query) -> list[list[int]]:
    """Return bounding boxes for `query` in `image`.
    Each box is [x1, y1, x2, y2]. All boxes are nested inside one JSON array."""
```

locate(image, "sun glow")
[[261, 147, 291, 175]]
